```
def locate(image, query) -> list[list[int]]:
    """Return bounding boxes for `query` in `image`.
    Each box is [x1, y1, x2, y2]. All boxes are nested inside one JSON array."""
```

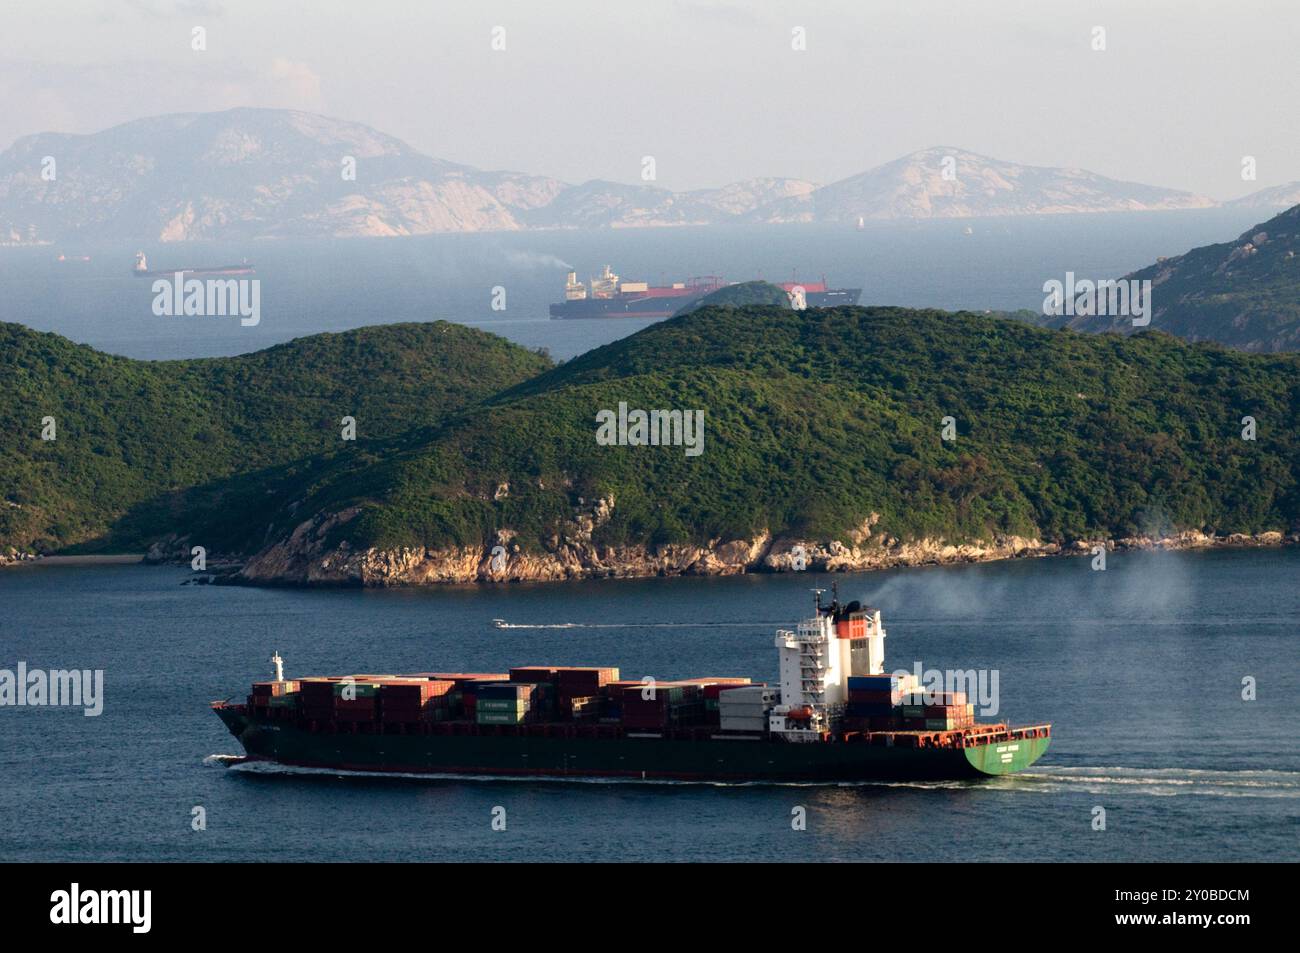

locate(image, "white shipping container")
[[718, 702, 770, 713], [720, 716, 768, 726], [720, 687, 777, 702]]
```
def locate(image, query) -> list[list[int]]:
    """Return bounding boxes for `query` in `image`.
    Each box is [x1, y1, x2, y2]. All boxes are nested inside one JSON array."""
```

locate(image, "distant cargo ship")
[[131, 251, 254, 278], [549, 265, 861, 319], [212, 590, 1051, 782]]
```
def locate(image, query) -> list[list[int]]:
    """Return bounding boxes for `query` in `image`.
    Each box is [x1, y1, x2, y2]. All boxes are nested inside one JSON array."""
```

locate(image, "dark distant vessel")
[[213, 591, 1050, 783], [549, 265, 861, 319], [131, 251, 254, 278]]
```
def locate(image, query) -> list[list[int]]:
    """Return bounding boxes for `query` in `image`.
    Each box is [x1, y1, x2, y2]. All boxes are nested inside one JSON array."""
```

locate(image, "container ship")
[[131, 251, 254, 278], [213, 592, 1050, 782], [548, 265, 861, 319]]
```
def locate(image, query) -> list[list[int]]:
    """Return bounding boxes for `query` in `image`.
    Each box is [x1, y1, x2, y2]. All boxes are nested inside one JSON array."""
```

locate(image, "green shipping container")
[[477, 699, 530, 712]]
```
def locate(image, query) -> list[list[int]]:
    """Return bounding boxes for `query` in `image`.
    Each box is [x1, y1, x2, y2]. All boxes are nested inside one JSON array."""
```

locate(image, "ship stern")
[[963, 727, 1051, 776]]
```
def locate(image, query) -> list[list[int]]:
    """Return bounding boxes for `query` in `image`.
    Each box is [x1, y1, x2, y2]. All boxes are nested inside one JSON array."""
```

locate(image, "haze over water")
[[0, 209, 1264, 361]]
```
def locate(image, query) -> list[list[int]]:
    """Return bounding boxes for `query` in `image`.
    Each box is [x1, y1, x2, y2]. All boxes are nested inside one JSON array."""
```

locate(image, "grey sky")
[[2, 0, 1295, 198]]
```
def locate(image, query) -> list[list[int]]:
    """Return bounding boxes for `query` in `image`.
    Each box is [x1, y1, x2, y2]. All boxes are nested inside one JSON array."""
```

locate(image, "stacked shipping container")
[[619, 682, 705, 729], [240, 665, 979, 738], [842, 675, 977, 732], [900, 691, 975, 731], [718, 686, 776, 733]]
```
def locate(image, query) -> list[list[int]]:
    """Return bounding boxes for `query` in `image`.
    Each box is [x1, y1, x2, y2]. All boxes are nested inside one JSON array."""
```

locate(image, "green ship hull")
[[215, 706, 1050, 783]]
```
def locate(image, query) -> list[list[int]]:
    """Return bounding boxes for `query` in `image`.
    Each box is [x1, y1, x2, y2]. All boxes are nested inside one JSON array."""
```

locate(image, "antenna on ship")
[[271, 651, 284, 683], [810, 588, 826, 612]]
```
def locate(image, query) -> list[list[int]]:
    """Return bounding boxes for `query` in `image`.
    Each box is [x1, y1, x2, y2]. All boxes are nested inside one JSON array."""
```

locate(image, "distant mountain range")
[[2, 108, 1290, 244], [1057, 204, 1300, 352]]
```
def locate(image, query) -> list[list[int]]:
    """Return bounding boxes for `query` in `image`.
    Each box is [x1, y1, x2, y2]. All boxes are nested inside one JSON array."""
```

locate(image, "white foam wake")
[[984, 765, 1300, 798], [208, 757, 1298, 797], [217, 759, 986, 789], [491, 620, 781, 629]]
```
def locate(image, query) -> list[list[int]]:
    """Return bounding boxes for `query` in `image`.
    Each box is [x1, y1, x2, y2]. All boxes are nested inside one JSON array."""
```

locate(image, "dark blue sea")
[[1, 548, 1296, 862]]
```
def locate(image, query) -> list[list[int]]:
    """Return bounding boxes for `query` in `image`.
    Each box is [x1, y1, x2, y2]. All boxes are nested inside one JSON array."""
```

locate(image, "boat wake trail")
[[986, 765, 1300, 798], [219, 760, 830, 787], [491, 620, 781, 630], [203, 754, 247, 767]]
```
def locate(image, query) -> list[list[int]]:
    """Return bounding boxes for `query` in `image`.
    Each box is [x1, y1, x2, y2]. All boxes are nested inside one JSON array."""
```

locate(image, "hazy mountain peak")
[[1227, 181, 1300, 210], [0, 108, 1236, 243], [756, 146, 1219, 222]]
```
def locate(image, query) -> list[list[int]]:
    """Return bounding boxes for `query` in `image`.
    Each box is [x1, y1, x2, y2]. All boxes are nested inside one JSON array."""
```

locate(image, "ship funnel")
[[272, 651, 285, 682]]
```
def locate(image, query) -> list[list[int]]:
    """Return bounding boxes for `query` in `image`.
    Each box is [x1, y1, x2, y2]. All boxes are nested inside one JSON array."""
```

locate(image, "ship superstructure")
[[770, 592, 886, 741]]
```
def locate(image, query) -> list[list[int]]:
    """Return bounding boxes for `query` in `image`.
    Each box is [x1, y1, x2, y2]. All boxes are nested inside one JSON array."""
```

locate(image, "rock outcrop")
[[228, 503, 1292, 587]]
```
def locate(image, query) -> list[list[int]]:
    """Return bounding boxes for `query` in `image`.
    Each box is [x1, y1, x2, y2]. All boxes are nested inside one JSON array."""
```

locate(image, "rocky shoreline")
[[1, 552, 144, 569], [135, 506, 1295, 587], [0, 550, 38, 568]]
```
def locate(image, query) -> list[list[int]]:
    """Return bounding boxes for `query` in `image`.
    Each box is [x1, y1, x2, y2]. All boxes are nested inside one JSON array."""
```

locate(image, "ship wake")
[[985, 765, 1300, 799], [491, 619, 782, 630], [214, 759, 982, 789]]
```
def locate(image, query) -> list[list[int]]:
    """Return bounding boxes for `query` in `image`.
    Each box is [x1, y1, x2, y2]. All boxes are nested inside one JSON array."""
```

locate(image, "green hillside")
[[1060, 204, 1300, 351], [0, 322, 551, 553], [177, 306, 1299, 566]]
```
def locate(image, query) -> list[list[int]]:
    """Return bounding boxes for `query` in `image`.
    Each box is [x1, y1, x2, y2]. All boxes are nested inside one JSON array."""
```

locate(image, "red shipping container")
[[335, 710, 378, 723], [298, 679, 340, 702], [848, 689, 899, 704], [415, 673, 509, 684], [251, 681, 301, 697], [379, 679, 455, 708], [509, 667, 557, 684], [908, 691, 968, 706], [334, 698, 377, 712], [556, 667, 619, 692]]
